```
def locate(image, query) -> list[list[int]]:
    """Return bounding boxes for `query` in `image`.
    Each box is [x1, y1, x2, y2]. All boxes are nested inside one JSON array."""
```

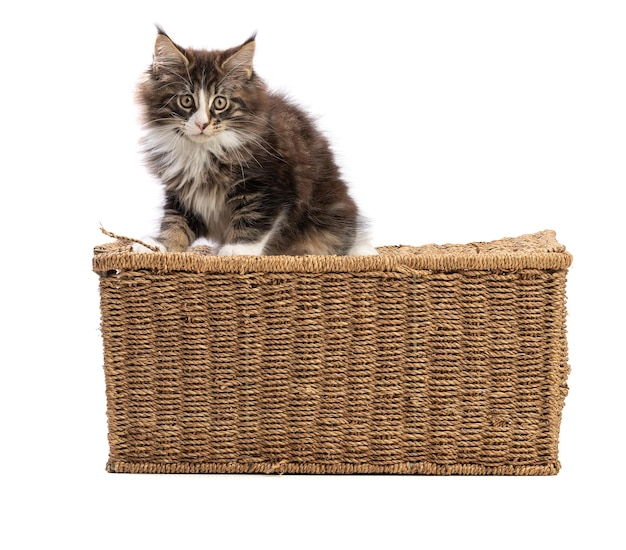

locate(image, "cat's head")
[[137, 28, 265, 150]]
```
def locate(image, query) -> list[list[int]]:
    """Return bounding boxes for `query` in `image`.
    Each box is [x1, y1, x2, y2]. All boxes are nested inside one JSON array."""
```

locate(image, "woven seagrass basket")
[[93, 230, 572, 475]]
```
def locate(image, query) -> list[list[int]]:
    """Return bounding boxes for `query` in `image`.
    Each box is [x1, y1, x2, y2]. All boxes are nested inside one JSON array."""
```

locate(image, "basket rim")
[[106, 460, 561, 475], [93, 229, 572, 275]]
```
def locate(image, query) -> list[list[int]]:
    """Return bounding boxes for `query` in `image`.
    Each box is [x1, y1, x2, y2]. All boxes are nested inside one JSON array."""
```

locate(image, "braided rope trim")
[[94, 229, 572, 274], [106, 461, 561, 475]]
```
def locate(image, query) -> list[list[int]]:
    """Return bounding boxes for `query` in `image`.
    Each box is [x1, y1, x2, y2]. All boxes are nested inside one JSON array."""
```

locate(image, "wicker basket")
[[93, 230, 572, 475]]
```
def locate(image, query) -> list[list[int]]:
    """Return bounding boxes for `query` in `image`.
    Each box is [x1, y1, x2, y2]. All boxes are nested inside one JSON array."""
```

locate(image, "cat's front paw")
[[349, 243, 379, 256], [132, 237, 166, 253], [218, 242, 265, 256]]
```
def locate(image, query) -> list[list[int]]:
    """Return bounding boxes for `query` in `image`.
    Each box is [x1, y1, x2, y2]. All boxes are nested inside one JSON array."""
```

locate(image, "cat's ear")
[[153, 31, 189, 72], [221, 36, 256, 80]]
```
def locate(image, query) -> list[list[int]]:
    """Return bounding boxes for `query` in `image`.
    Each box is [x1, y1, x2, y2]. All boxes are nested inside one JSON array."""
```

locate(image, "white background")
[[1, 1, 624, 548]]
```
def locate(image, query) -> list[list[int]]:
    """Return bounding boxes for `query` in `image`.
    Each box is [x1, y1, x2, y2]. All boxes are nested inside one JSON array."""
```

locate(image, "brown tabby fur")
[[136, 28, 373, 255]]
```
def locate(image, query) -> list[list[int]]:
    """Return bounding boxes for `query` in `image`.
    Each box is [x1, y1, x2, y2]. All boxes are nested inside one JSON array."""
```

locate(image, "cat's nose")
[[196, 121, 209, 131]]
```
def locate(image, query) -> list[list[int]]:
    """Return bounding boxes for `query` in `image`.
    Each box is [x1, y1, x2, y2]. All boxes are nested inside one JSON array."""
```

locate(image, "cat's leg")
[[217, 228, 276, 255], [218, 211, 285, 256], [133, 208, 197, 253]]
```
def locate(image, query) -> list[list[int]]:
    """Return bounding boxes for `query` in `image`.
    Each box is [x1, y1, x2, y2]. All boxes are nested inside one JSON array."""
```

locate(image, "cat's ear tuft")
[[221, 35, 256, 80], [153, 30, 189, 71]]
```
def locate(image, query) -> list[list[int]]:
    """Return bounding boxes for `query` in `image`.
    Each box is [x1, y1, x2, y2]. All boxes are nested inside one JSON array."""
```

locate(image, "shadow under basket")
[[93, 230, 572, 475]]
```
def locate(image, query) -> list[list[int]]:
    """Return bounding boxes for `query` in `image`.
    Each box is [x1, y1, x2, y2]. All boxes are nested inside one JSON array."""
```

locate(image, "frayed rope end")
[[99, 225, 162, 253]]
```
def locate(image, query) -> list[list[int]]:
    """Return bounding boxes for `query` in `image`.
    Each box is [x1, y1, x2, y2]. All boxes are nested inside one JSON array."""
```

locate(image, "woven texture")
[[94, 230, 572, 475]]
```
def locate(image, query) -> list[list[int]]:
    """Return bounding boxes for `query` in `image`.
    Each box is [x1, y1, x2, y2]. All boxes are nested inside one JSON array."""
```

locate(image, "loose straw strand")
[[99, 225, 161, 253]]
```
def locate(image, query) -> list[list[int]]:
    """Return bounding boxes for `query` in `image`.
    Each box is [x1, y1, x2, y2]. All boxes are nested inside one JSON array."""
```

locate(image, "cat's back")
[[263, 91, 336, 167]]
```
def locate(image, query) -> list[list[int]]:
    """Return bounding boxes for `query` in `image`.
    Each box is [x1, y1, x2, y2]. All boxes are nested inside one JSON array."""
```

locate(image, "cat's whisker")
[[237, 132, 287, 166], [157, 65, 192, 85], [235, 143, 264, 169], [142, 116, 183, 125], [232, 118, 287, 159], [152, 78, 189, 93], [216, 130, 262, 168], [231, 149, 248, 182], [163, 94, 179, 108]]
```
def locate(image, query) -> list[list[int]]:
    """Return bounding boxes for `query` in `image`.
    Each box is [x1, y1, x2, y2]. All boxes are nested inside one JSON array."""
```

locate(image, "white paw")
[[218, 242, 265, 256], [349, 243, 379, 256], [190, 237, 212, 248], [132, 236, 166, 253]]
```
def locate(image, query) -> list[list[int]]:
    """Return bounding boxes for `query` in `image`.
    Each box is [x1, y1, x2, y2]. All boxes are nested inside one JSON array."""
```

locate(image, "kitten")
[[134, 28, 376, 256]]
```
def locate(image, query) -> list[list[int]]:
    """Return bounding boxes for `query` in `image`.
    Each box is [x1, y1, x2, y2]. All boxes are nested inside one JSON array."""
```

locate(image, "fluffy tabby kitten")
[[134, 28, 376, 256]]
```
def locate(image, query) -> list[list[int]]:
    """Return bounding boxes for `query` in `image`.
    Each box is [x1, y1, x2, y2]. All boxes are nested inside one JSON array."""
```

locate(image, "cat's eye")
[[178, 94, 195, 109], [212, 95, 228, 111]]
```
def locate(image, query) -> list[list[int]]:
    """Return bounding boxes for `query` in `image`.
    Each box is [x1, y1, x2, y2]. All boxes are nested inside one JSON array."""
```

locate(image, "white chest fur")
[[145, 129, 212, 188], [143, 127, 248, 235]]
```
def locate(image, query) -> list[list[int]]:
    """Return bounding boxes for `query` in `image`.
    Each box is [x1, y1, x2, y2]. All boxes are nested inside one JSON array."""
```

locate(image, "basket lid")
[[93, 229, 572, 275]]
